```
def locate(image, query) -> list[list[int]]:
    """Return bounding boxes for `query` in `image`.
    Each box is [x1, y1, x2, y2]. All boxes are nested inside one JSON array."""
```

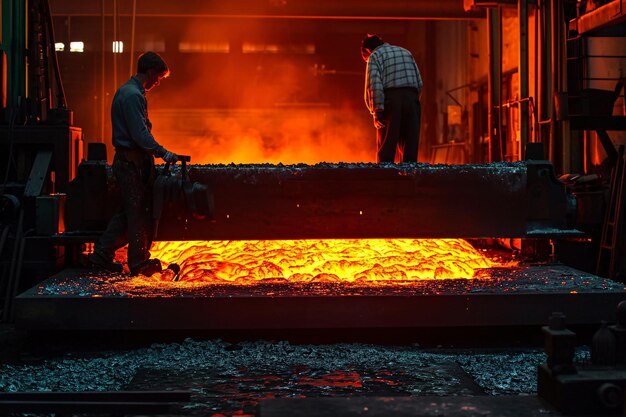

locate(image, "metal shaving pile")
[[0, 338, 589, 395]]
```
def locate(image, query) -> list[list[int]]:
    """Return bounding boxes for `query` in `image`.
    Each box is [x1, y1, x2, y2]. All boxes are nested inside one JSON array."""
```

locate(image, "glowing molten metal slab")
[[121, 239, 508, 288]]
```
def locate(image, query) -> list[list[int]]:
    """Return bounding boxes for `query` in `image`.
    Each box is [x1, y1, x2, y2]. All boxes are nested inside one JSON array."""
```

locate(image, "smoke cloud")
[[150, 107, 374, 164], [143, 18, 373, 164]]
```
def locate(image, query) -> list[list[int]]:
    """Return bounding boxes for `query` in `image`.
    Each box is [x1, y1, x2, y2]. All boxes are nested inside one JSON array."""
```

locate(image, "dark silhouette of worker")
[[88, 51, 178, 277], [361, 34, 423, 163]]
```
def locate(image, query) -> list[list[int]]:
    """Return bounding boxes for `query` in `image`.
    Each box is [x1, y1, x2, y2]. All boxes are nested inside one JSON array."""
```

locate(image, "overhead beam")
[[573, 0, 626, 35], [49, 0, 485, 20]]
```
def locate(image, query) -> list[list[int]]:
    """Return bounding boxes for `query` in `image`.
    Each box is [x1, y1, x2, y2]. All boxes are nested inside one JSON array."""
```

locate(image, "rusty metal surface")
[[14, 263, 626, 330], [574, 0, 626, 35], [153, 161, 576, 241]]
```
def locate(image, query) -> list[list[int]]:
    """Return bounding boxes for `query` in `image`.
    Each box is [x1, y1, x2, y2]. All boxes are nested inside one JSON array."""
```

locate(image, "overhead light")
[[178, 41, 230, 53], [54, 42, 65, 52], [143, 40, 165, 52], [242, 42, 279, 54], [112, 41, 124, 53], [242, 42, 315, 54], [69, 41, 84, 53]]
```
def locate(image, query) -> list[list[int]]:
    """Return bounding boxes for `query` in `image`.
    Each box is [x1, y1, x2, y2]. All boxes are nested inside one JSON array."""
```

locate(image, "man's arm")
[[122, 94, 167, 157], [365, 55, 385, 115], [413, 60, 423, 94], [365, 56, 386, 128]]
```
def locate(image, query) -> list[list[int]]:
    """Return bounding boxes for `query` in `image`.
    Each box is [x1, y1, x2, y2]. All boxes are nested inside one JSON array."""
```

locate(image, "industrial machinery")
[[0, 0, 82, 322], [8, 157, 626, 331], [1, 0, 626, 334]]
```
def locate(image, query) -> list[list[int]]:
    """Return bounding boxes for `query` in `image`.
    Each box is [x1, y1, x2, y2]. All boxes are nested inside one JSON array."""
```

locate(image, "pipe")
[[100, 0, 105, 143], [487, 7, 502, 162], [519, 0, 529, 159], [538, 0, 553, 160], [550, 0, 562, 172], [113, 0, 117, 94]]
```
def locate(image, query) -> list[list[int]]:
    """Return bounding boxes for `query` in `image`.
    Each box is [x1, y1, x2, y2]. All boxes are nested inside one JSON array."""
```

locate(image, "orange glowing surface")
[[122, 239, 506, 287]]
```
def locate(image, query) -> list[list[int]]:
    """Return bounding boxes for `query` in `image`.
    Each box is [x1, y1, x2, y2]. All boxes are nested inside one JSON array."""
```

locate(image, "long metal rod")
[[129, 0, 136, 77], [539, 0, 552, 127], [113, 0, 117, 94], [550, 0, 561, 170], [49, 13, 483, 21], [498, 7, 504, 161], [487, 8, 501, 163], [519, 0, 530, 159], [534, 2, 540, 143], [100, 0, 105, 143]]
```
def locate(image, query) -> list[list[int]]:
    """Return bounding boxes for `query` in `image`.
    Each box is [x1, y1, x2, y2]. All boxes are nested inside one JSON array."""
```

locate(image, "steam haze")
[[144, 18, 373, 164]]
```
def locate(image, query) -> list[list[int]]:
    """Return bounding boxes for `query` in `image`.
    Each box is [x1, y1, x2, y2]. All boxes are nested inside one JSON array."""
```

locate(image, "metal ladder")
[[597, 145, 626, 279]]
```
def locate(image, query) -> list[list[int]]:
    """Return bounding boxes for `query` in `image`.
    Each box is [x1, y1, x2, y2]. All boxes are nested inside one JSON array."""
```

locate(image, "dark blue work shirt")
[[111, 76, 166, 157]]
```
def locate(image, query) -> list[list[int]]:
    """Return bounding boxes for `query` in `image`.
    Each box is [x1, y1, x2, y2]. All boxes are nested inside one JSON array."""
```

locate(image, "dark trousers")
[[95, 150, 155, 270], [376, 88, 421, 163]]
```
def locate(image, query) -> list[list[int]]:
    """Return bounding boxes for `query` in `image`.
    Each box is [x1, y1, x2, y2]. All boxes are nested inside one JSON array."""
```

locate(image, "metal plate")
[[154, 161, 576, 240], [14, 264, 626, 331]]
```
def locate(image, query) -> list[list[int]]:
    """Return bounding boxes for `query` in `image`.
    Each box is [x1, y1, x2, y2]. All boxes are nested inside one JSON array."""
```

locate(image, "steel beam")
[[49, 0, 485, 20], [575, 0, 626, 35], [149, 161, 575, 241]]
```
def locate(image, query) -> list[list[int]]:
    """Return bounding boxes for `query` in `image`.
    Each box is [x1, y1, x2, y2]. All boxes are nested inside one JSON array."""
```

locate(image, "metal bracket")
[[24, 149, 52, 197]]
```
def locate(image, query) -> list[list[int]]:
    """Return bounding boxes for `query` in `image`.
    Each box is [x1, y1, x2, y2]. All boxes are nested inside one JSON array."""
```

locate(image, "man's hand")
[[162, 150, 179, 163], [373, 111, 386, 129]]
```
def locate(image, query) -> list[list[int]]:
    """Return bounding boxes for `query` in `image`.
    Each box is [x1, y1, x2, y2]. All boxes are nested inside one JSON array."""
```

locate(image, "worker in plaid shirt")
[[362, 34, 423, 163]]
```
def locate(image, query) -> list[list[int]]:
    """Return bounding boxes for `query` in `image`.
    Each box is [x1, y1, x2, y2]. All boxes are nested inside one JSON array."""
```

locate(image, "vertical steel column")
[[551, 0, 564, 173], [100, 0, 105, 142], [539, 0, 553, 160], [1, 0, 26, 120], [424, 20, 438, 160], [519, 0, 530, 159], [1, 0, 6, 113], [488, 8, 502, 162], [112, 0, 117, 92]]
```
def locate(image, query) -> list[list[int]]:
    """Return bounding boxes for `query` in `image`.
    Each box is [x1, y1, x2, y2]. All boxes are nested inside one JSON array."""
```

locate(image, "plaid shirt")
[[364, 43, 423, 114]]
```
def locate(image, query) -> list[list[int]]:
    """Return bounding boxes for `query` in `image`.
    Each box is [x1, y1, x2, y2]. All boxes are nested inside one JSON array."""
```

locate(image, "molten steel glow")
[[150, 109, 374, 165], [123, 239, 504, 287]]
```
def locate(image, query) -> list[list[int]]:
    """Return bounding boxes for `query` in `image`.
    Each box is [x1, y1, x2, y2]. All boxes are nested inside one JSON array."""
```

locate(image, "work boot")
[[130, 258, 163, 277], [87, 250, 123, 273]]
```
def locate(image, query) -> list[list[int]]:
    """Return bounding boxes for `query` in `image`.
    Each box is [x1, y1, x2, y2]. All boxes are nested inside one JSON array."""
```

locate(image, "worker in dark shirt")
[[362, 34, 423, 163], [88, 51, 178, 277]]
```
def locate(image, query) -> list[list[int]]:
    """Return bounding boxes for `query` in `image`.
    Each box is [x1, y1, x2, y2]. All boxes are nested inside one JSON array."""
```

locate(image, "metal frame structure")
[[14, 264, 626, 330]]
